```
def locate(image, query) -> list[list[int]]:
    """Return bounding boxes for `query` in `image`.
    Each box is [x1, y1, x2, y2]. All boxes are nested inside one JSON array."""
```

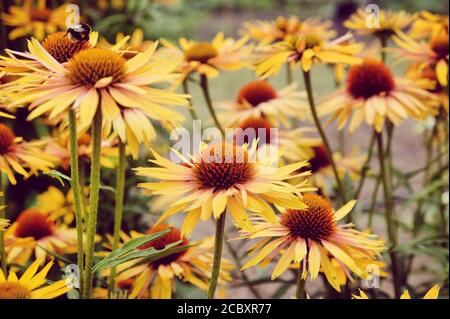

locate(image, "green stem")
[[379, 36, 388, 63], [302, 70, 347, 205], [83, 108, 103, 299], [182, 79, 198, 121], [354, 131, 377, 200], [367, 176, 381, 230], [108, 142, 127, 292], [207, 212, 226, 299], [0, 174, 6, 274], [68, 108, 85, 298], [376, 132, 401, 298], [200, 74, 224, 135], [295, 267, 306, 299], [286, 63, 293, 85]]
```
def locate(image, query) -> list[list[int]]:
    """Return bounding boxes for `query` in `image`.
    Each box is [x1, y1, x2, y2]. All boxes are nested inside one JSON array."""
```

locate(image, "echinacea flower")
[[99, 29, 155, 56], [161, 32, 252, 78], [319, 59, 437, 132], [240, 16, 335, 45], [218, 80, 310, 128], [353, 284, 440, 299], [254, 32, 363, 78], [135, 142, 313, 235], [409, 11, 449, 39], [233, 116, 321, 163], [344, 9, 414, 40], [0, 124, 55, 184], [102, 225, 233, 299], [35, 186, 89, 224], [5, 37, 189, 158], [0, 259, 69, 299], [4, 208, 77, 266], [391, 30, 449, 86], [240, 194, 385, 292], [1, 0, 69, 40]]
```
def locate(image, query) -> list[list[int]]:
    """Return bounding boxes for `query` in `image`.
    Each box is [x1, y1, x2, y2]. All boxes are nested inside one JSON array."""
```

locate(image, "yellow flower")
[[35, 186, 90, 224], [254, 32, 363, 78], [4, 208, 77, 267], [353, 284, 440, 299], [319, 59, 437, 132], [135, 142, 314, 235], [0, 259, 69, 299], [344, 9, 414, 39], [218, 80, 310, 128], [5, 36, 189, 158], [99, 29, 156, 57], [240, 194, 384, 292], [161, 32, 252, 78], [102, 225, 233, 299], [391, 30, 449, 86], [240, 16, 335, 45], [0, 218, 9, 231], [0, 124, 55, 185], [409, 11, 449, 39], [1, 0, 69, 40]]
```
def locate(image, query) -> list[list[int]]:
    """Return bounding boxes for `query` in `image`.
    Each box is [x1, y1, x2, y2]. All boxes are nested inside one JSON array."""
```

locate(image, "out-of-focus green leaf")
[[93, 228, 178, 272], [44, 170, 71, 186]]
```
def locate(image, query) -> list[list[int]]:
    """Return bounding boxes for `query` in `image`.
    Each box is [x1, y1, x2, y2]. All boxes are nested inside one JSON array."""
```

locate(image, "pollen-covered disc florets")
[[281, 194, 336, 241], [42, 32, 90, 63], [14, 209, 54, 240], [347, 59, 395, 99], [193, 143, 256, 192], [67, 48, 126, 86], [237, 80, 277, 107]]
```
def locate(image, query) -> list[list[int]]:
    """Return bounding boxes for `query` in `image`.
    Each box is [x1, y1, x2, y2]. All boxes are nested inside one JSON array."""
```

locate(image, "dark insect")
[[65, 24, 92, 42]]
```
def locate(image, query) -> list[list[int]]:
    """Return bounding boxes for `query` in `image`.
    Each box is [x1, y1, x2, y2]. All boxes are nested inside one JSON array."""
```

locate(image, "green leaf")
[[93, 228, 173, 272], [67, 289, 80, 299], [44, 170, 71, 186]]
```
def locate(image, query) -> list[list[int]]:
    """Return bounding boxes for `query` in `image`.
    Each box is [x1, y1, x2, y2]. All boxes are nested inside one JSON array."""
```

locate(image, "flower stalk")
[[108, 142, 127, 291], [207, 211, 227, 299], [83, 108, 103, 299], [68, 108, 85, 297], [295, 268, 306, 299], [376, 131, 401, 298], [200, 74, 224, 135], [302, 70, 347, 205], [0, 174, 6, 274]]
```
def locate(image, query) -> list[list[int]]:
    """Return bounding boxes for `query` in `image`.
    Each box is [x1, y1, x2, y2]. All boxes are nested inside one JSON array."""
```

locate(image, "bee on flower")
[[239, 194, 385, 292], [101, 224, 233, 299], [0, 259, 69, 299], [3, 34, 189, 158]]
